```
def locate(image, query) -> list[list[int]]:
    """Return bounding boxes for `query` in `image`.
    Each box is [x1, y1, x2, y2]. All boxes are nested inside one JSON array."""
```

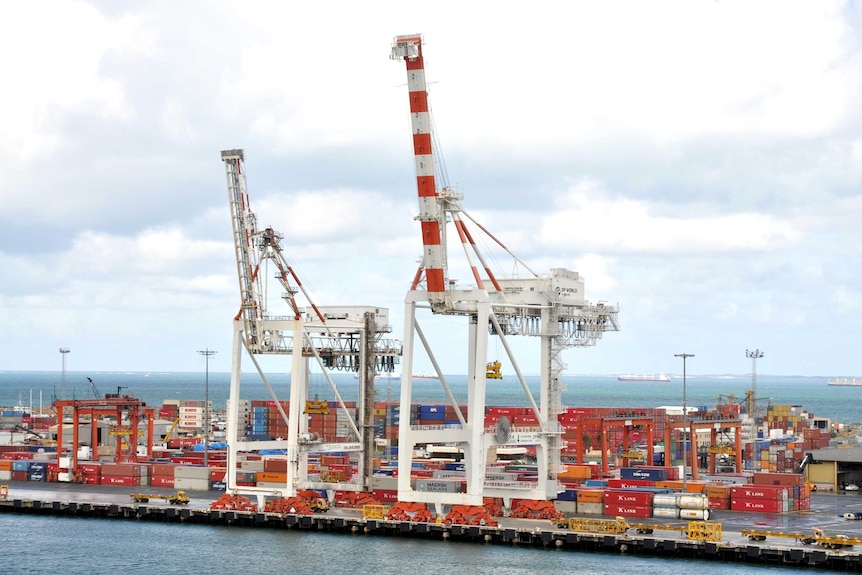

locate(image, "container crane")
[[220, 149, 401, 506], [390, 34, 619, 513]]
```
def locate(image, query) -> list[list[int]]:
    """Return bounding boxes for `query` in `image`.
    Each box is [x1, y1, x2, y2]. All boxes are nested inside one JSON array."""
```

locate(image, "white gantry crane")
[[390, 35, 620, 513], [220, 149, 400, 505]]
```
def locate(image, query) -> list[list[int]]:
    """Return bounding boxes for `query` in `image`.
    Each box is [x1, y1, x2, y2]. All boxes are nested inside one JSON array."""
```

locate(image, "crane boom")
[[390, 35, 447, 311]]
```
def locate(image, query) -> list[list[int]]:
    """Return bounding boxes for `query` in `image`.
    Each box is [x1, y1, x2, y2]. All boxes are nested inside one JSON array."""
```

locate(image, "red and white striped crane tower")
[[390, 34, 620, 513], [220, 149, 400, 506]]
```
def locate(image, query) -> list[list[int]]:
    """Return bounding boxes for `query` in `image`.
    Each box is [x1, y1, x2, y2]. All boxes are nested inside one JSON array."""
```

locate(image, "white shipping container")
[[174, 466, 210, 480], [0, 470, 11, 481], [372, 475, 398, 490], [553, 500, 576, 514], [238, 460, 264, 472], [576, 502, 603, 515], [174, 476, 210, 491], [413, 479, 464, 493]]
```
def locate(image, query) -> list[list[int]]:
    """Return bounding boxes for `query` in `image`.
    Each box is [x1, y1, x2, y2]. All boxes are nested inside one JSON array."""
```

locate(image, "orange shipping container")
[[257, 472, 288, 483], [558, 465, 592, 480], [0, 460, 11, 471], [704, 485, 732, 498], [576, 489, 604, 503]]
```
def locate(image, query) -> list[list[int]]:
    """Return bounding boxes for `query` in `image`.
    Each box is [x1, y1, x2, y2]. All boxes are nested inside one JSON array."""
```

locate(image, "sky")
[[0, 1, 860, 378]]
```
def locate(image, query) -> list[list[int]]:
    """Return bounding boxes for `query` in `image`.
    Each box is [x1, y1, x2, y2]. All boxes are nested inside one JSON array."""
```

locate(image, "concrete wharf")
[[4, 483, 862, 571]]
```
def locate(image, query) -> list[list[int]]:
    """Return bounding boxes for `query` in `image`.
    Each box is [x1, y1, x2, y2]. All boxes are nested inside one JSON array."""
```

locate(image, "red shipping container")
[[730, 497, 786, 513], [752, 472, 804, 487], [101, 462, 141, 477], [708, 497, 730, 510], [151, 463, 176, 477], [263, 457, 289, 473], [150, 475, 175, 487], [603, 503, 652, 518], [81, 474, 101, 485], [603, 489, 655, 507], [373, 489, 398, 502], [487, 407, 524, 417], [607, 478, 655, 489], [101, 475, 141, 487], [730, 485, 788, 500], [11, 471, 27, 481], [209, 469, 227, 482]]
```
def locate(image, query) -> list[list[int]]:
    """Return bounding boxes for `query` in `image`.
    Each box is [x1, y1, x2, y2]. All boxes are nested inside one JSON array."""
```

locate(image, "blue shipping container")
[[12, 460, 31, 472], [556, 488, 577, 502], [620, 467, 669, 481]]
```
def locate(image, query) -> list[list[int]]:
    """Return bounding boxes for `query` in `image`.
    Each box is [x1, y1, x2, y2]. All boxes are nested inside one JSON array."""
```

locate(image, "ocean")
[[1, 370, 856, 424], [3, 514, 813, 575], [0, 370, 853, 574]]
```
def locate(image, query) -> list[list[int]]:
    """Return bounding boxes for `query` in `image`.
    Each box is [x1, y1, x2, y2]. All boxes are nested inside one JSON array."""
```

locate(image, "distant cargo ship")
[[827, 378, 862, 387], [618, 373, 671, 382], [412, 372, 438, 380]]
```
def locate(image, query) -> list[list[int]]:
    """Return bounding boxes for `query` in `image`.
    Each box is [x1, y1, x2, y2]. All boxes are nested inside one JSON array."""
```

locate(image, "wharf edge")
[[2, 495, 861, 572]]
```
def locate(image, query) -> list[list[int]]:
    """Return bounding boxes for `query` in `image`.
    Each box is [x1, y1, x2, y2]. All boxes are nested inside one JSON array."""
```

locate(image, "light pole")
[[746, 349, 764, 469], [674, 353, 694, 490], [59, 348, 70, 400], [198, 349, 217, 467]]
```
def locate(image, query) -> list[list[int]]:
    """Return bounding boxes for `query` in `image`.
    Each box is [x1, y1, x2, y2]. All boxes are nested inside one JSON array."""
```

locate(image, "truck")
[[130, 491, 190, 505]]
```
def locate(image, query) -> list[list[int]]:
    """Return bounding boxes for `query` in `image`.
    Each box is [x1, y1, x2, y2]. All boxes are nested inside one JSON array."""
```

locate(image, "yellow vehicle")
[[0, 485, 8, 500], [130, 491, 190, 505], [554, 515, 723, 542], [743, 527, 861, 549], [362, 504, 390, 519]]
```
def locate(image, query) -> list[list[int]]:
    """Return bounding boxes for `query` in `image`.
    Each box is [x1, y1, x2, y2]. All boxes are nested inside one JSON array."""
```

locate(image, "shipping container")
[[174, 476, 210, 491], [607, 478, 655, 489], [576, 489, 604, 503], [730, 497, 788, 513], [150, 475, 175, 488], [576, 501, 604, 515], [603, 489, 655, 507], [730, 485, 788, 501], [620, 467, 669, 481], [604, 503, 652, 518], [101, 475, 141, 487], [174, 465, 210, 480], [373, 488, 398, 502]]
